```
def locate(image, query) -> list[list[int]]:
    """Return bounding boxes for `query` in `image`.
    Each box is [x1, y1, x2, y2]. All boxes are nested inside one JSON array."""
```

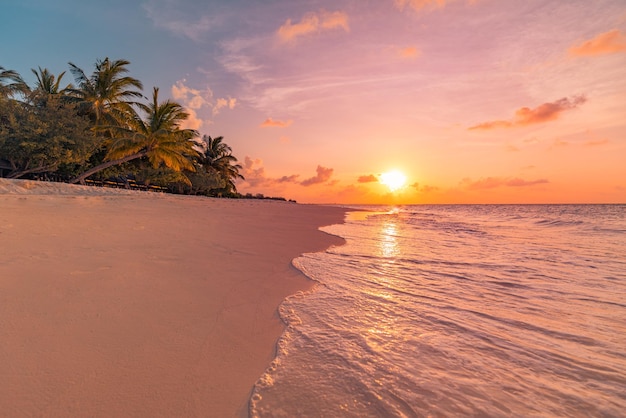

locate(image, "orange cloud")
[[461, 177, 549, 190], [421, 185, 440, 193], [277, 10, 349, 43], [584, 139, 610, 147], [395, 0, 446, 12], [180, 107, 203, 130], [411, 182, 439, 193], [213, 97, 237, 115], [394, 0, 476, 12], [172, 80, 209, 109], [358, 174, 378, 183], [399, 46, 420, 59], [569, 29, 626, 56], [469, 96, 586, 130], [469, 120, 513, 130], [260, 117, 293, 128], [300, 165, 334, 186], [171, 80, 236, 127]]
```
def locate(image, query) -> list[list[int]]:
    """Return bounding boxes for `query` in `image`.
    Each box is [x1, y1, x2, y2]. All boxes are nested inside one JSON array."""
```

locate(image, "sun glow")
[[379, 170, 407, 192]]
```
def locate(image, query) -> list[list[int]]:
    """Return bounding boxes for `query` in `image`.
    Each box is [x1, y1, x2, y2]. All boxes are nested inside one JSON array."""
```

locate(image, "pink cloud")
[[171, 80, 236, 127], [300, 165, 334, 186], [172, 80, 210, 109], [260, 117, 293, 128], [394, 0, 446, 12], [241, 158, 334, 188], [569, 29, 626, 56], [180, 108, 203, 130], [213, 97, 237, 115], [241, 157, 300, 187], [394, 0, 476, 12], [469, 96, 586, 130], [277, 10, 349, 43], [461, 177, 549, 190]]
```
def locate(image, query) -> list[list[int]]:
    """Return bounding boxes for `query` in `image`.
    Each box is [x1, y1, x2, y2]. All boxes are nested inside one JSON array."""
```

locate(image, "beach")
[[0, 179, 345, 417]]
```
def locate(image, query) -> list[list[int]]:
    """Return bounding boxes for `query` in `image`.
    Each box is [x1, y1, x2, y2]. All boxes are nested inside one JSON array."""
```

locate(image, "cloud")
[[180, 108, 203, 130], [469, 96, 587, 130], [584, 139, 610, 147], [358, 174, 378, 183], [461, 177, 549, 190], [172, 80, 210, 109], [241, 155, 337, 187], [241, 158, 333, 189], [277, 10, 349, 43], [420, 185, 440, 193], [399, 46, 420, 59], [171, 80, 236, 129], [505, 178, 549, 187], [394, 0, 476, 13], [569, 29, 626, 56], [394, 0, 447, 12], [260, 117, 293, 128], [241, 157, 300, 187], [469, 120, 513, 130], [300, 165, 334, 186], [213, 97, 237, 116], [142, 3, 215, 42], [411, 182, 439, 193]]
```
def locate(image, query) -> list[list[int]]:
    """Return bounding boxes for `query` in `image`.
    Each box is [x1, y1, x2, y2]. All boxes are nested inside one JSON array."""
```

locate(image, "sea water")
[[250, 205, 626, 417]]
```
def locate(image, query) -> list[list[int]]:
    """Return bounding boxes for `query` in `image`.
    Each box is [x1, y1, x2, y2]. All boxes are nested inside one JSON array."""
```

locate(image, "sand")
[[0, 179, 346, 417]]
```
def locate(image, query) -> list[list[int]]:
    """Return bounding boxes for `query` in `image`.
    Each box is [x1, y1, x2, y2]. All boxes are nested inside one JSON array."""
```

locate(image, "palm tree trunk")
[[7, 163, 58, 179], [69, 151, 146, 184]]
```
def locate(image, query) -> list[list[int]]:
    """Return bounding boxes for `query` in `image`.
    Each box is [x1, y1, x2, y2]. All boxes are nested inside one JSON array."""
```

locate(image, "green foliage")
[[0, 59, 244, 196], [70, 87, 200, 184], [0, 66, 28, 99], [198, 135, 245, 195], [0, 96, 95, 178], [66, 57, 143, 126]]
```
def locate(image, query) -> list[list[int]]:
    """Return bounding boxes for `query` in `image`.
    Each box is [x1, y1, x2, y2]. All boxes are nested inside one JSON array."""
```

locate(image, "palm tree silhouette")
[[0, 66, 28, 99], [29, 67, 71, 106], [31, 67, 69, 95], [198, 135, 244, 195]]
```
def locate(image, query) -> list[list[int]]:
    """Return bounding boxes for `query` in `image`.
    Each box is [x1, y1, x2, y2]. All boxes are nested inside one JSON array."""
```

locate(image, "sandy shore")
[[0, 179, 346, 417]]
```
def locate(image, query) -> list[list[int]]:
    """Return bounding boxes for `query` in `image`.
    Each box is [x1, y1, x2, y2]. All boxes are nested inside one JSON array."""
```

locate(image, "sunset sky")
[[2, 0, 625, 204]]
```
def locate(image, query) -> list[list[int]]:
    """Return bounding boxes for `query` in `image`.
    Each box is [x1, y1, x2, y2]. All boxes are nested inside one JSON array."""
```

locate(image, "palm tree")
[[198, 135, 244, 195], [31, 67, 69, 95], [70, 87, 199, 184], [66, 57, 143, 126], [0, 66, 28, 99], [29, 67, 71, 107]]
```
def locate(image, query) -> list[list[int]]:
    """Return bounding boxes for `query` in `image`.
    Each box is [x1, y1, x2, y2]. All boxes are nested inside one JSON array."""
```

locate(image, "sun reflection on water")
[[380, 221, 400, 258]]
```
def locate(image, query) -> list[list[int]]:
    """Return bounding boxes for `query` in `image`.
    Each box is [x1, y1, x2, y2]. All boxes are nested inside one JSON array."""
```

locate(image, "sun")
[[379, 170, 407, 192]]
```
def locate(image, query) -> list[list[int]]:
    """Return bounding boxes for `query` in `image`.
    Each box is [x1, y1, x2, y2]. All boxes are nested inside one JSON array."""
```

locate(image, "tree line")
[[0, 58, 244, 196]]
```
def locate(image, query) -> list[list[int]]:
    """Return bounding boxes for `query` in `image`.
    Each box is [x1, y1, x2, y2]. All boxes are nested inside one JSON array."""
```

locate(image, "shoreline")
[[0, 179, 346, 417]]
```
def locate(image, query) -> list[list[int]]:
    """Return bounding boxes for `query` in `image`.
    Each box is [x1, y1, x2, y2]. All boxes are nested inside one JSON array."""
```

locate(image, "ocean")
[[250, 204, 626, 417]]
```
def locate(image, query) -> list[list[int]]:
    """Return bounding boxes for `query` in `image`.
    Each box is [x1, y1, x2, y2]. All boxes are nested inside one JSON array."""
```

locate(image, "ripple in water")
[[250, 205, 626, 417]]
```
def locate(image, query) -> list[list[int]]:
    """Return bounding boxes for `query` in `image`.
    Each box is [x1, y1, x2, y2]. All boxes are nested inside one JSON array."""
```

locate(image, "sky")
[[2, 0, 625, 204]]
